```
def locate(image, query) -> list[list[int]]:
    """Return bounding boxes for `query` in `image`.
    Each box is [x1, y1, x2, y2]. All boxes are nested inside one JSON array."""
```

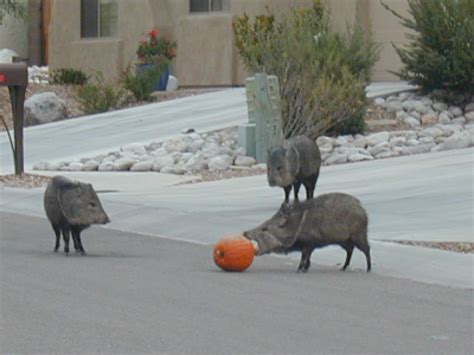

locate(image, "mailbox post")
[[0, 63, 28, 175]]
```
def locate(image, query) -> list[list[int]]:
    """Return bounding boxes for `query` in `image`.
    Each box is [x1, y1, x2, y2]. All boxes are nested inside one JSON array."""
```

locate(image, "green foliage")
[[233, 1, 380, 138], [77, 73, 125, 115], [0, 0, 28, 24], [121, 60, 168, 102], [50, 68, 89, 85], [382, 0, 474, 101], [136, 28, 177, 63]]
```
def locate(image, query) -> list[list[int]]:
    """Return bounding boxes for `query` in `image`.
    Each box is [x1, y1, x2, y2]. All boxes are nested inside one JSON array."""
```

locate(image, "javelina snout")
[[244, 193, 371, 273], [44, 176, 110, 255]]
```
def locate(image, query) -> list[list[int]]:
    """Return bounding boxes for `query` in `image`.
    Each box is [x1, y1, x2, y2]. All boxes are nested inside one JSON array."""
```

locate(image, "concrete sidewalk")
[[0, 83, 416, 173]]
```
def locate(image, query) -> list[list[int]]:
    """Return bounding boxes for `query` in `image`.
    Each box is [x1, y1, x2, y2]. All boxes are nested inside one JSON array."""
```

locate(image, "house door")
[[42, 0, 52, 64]]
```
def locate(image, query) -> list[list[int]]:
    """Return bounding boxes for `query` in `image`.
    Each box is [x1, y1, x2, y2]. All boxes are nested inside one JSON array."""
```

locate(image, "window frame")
[[80, 0, 118, 39], [189, 0, 230, 13]]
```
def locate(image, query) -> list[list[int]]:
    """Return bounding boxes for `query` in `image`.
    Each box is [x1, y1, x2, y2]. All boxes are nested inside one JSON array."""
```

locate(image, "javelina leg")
[[70, 229, 80, 253], [52, 224, 61, 252], [71, 227, 85, 255], [61, 228, 70, 254], [284, 185, 292, 204], [303, 174, 318, 200], [76, 233, 86, 255], [297, 247, 313, 273], [355, 240, 371, 272], [293, 181, 302, 202], [341, 242, 355, 271]]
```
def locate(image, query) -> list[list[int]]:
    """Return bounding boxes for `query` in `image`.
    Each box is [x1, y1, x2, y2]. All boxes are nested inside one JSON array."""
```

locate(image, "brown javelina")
[[44, 175, 110, 255], [267, 135, 321, 204], [244, 193, 371, 273]]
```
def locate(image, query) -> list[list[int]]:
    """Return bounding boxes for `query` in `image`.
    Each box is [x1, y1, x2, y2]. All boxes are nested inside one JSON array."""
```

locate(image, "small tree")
[[233, 1, 380, 138], [382, 0, 474, 101], [0, 0, 28, 25]]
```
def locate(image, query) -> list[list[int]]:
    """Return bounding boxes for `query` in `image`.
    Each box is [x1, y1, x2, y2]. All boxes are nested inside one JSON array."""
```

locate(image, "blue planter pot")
[[136, 64, 170, 92]]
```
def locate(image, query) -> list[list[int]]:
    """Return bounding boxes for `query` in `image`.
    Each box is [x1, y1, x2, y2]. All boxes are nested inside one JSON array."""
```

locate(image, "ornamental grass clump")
[[233, 0, 381, 138]]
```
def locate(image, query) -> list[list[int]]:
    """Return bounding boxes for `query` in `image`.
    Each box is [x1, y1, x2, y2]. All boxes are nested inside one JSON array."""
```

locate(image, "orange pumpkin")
[[213, 235, 256, 272]]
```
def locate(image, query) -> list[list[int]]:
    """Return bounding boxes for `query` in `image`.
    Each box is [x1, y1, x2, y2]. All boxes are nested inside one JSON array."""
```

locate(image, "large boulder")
[[0, 49, 19, 63], [24, 92, 68, 126]]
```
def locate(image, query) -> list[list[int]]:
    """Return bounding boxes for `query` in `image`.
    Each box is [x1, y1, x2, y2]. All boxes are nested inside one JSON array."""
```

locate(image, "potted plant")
[[136, 28, 177, 91]]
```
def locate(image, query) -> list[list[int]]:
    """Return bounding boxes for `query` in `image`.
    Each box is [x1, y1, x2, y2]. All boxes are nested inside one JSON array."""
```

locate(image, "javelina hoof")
[[297, 266, 309, 273]]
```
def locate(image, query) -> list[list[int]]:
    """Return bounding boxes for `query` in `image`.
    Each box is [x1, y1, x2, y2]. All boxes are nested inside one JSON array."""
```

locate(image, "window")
[[81, 0, 118, 38], [190, 0, 230, 12]]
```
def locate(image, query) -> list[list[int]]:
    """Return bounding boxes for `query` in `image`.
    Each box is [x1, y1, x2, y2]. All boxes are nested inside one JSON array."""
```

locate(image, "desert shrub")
[[50, 68, 89, 85], [382, 0, 474, 101], [233, 1, 380, 138], [77, 73, 125, 114], [121, 59, 168, 102]]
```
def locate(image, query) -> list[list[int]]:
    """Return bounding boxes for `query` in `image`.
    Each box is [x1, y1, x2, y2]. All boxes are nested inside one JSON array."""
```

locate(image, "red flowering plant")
[[136, 28, 177, 64]]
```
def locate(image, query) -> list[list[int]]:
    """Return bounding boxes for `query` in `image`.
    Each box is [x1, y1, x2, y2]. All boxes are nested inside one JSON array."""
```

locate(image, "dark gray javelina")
[[267, 135, 321, 203], [244, 193, 371, 273], [44, 175, 110, 255]]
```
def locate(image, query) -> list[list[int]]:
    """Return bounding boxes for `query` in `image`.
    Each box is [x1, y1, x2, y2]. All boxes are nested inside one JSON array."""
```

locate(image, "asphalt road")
[[1, 212, 472, 354]]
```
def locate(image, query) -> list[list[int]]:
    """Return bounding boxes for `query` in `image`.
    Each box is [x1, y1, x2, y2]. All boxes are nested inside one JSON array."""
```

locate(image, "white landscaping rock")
[[208, 156, 230, 171], [365, 132, 390, 146], [348, 153, 374, 162], [325, 153, 348, 165], [448, 106, 463, 117], [114, 158, 136, 171], [316, 136, 335, 146], [421, 112, 438, 126], [161, 165, 187, 175], [438, 111, 451, 124], [368, 142, 390, 156], [83, 160, 99, 171], [386, 100, 403, 113], [404, 117, 421, 128], [234, 156, 256, 167], [166, 75, 179, 91], [152, 156, 175, 172], [432, 102, 448, 112], [99, 162, 115, 171], [401, 143, 435, 155], [465, 111, 474, 123], [464, 103, 474, 113], [24, 92, 67, 126], [0, 49, 20, 63], [423, 127, 443, 138], [374, 97, 385, 106], [69, 162, 84, 171], [389, 136, 406, 147], [130, 161, 153, 172], [432, 132, 471, 151], [184, 156, 208, 171]]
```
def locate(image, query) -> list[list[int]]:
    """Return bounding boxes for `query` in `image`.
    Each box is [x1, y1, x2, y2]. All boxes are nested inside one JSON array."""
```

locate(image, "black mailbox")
[[0, 63, 28, 86], [0, 62, 28, 175]]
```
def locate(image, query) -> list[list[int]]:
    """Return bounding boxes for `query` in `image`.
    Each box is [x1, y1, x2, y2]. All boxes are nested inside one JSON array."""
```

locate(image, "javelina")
[[244, 193, 371, 273], [267, 135, 321, 203], [44, 175, 110, 255]]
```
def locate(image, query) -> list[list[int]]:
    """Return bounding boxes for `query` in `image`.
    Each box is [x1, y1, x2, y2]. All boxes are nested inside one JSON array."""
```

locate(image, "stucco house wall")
[[48, 0, 411, 85], [0, 11, 29, 59]]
